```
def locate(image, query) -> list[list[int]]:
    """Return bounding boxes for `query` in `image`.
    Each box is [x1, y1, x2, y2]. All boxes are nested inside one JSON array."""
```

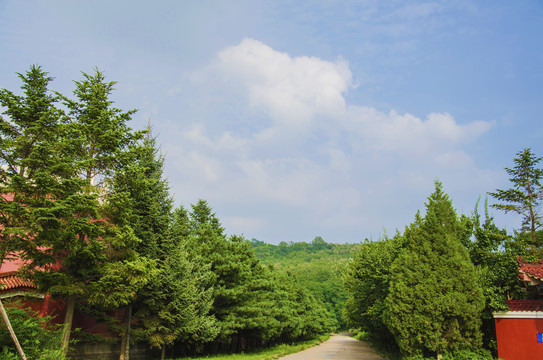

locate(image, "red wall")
[[495, 317, 543, 360], [0, 256, 26, 272]]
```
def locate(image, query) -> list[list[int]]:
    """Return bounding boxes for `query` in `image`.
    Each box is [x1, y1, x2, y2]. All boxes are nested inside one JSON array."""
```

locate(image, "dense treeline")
[[249, 237, 360, 329], [0, 66, 333, 360], [250, 236, 359, 263], [344, 150, 543, 360]]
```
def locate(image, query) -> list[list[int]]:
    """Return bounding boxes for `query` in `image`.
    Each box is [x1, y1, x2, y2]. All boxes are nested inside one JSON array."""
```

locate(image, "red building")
[[0, 255, 115, 337], [0, 256, 64, 322], [494, 259, 543, 360]]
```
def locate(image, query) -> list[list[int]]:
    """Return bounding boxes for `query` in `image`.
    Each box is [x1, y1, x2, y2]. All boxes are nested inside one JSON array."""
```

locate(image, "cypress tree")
[[385, 181, 485, 358]]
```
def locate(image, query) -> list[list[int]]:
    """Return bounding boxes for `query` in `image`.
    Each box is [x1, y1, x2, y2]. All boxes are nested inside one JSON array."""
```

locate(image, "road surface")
[[279, 333, 386, 360]]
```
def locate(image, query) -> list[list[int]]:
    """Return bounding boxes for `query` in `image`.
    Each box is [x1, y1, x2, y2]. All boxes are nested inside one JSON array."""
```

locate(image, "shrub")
[[0, 300, 65, 360]]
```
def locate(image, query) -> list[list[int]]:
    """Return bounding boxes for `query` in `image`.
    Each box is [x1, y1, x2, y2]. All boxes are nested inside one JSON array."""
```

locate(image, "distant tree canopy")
[[249, 237, 359, 330]]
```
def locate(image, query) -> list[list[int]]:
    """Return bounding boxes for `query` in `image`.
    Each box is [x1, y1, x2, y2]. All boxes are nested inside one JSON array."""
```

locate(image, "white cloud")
[[217, 38, 351, 128], [170, 38, 495, 242], [343, 107, 493, 154], [206, 39, 493, 158]]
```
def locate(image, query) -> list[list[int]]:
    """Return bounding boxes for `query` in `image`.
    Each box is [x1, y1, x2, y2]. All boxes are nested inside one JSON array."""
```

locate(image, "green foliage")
[[109, 127, 173, 259], [64, 68, 140, 185], [0, 65, 85, 267], [249, 237, 357, 264], [249, 237, 359, 329], [288, 260, 345, 329], [0, 66, 115, 352], [462, 198, 524, 354], [403, 347, 493, 360], [181, 201, 334, 350], [489, 148, 543, 252], [107, 130, 218, 353], [0, 66, 338, 358], [87, 257, 157, 309], [134, 244, 218, 350], [0, 301, 65, 360], [385, 181, 485, 357], [344, 235, 403, 339], [0, 66, 150, 352]]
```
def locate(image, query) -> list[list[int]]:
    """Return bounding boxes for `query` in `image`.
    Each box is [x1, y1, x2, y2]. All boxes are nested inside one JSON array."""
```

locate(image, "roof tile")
[[507, 300, 543, 312], [0, 271, 36, 292]]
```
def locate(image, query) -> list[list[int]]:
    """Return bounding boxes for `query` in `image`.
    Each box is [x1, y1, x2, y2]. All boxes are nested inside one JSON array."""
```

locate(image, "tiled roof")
[[517, 257, 543, 285], [507, 300, 543, 312], [0, 271, 36, 292]]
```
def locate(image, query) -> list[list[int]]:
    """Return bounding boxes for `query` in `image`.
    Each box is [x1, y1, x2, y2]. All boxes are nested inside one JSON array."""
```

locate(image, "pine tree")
[[110, 125, 173, 259], [133, 243, 217, 360], [0, 65, 70, 266], [64, 68, 140, 187], [0, 66, 109, 354], [490, 148, 543, 250], [109, 131, 219, 358], [466, 198, 522, 351], [385, 181, 485, 357], [183, 201, 334, 351]]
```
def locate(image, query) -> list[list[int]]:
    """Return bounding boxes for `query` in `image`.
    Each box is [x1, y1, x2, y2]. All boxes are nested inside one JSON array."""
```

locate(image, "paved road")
[[279, 334, 386, 360]]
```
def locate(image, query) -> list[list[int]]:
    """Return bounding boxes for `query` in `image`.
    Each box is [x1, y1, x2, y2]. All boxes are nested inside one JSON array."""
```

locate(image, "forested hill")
[[248, 237, 361, 329], [248, 237, 361, 264]]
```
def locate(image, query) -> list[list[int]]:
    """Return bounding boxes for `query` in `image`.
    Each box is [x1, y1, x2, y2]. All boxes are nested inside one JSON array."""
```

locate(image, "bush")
[[402, 348, 494, 360], [0, 300, 65, 360], [442, 348, 494, 360]]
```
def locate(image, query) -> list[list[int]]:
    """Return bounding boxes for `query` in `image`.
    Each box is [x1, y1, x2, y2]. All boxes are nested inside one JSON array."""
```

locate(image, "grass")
[[168, 334, 330, 360]]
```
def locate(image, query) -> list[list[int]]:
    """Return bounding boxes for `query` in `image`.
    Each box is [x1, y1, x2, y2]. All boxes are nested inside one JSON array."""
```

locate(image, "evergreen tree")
[[466, 199, 523, 354], [0, 65, 70, 266], [490, 148, 543, 250], [109, 132, 218, 358], [0, 65, 110, 353], [385, 181, 485, 357], [64, 68, 140, 187], [189, 199, 225, 235], [183, 200, 333, 351], [110, 126, 173, 259], [344, 235, 403, 342], [134, 244, 217, 360]]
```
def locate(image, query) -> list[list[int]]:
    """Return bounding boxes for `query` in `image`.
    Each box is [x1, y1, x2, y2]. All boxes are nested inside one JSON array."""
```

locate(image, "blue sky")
[[1, 1, 542, 243]]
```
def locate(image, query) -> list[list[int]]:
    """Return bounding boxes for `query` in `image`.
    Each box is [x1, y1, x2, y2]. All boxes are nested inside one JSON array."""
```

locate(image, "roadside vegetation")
[[0, 66, 333, 360], [344, 149, 543, 359], [1, 65, 540, 360]]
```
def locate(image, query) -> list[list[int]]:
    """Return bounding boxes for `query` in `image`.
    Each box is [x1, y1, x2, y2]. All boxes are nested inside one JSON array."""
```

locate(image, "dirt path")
[[279, 333, 386, 360]]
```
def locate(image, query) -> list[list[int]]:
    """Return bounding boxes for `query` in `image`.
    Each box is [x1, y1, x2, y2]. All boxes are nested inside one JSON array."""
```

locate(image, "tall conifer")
[[385, 181, 485, 357], [490, 148, 543, 252], [0, 66, 112, 354]]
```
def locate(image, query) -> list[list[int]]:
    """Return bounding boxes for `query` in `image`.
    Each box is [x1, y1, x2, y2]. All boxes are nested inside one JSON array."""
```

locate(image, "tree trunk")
[[119, 334, 127, 360], [119, 304, 132, 360], [60, 294, 76, 354], [161, 344, 165, 360], [0, 299, 27, 360]]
